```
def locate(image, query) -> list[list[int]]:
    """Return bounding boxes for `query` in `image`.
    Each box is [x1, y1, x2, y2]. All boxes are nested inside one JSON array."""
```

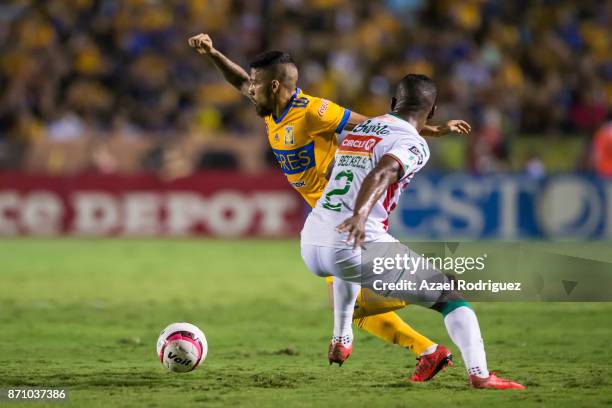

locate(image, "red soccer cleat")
[[328, 342, 353, 366], [408, 344, 453, 382], [469, 372, 525, 389]]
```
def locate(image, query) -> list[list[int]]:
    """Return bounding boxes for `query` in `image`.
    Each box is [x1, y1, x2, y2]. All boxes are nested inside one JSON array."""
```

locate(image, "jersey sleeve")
[[382, 137, 430, 181], [306, 97, 351, 138]]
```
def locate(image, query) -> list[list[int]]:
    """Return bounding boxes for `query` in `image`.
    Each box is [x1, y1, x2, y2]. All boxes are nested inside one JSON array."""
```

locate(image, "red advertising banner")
[[0, 172, 305, 237]]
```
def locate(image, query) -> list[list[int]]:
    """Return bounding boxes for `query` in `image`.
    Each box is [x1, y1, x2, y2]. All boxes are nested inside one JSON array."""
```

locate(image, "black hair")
[[392, 74, 438, 117], [249, 50, 295, 70]]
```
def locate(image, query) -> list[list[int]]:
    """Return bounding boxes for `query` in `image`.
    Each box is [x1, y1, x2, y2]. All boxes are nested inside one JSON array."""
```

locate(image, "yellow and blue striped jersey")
[[264, 88, 351, 208]]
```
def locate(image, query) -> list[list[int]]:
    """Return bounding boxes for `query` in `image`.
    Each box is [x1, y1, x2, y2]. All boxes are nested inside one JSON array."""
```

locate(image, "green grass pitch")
[[0, 239, 611, 407]]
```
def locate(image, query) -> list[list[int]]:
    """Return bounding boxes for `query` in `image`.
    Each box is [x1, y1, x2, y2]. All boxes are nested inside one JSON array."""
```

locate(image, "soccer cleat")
[[469, 372, 526, 389], [408, 344, 453, 382], [328, 342, 353, 366]]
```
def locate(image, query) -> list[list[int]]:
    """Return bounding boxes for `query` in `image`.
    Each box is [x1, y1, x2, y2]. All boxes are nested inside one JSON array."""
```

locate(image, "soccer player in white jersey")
[[301, 74, 524, 389]]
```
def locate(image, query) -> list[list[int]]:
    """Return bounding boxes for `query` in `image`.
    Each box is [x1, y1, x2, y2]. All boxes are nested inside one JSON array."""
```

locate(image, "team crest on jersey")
[[338, 134, 382, 155], [274, 133, 279, 142], [284, 126, 295, 145]]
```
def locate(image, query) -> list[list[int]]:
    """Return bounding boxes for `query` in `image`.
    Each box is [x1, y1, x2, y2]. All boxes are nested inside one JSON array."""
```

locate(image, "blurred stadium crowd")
[[0, 0, 611, 177]]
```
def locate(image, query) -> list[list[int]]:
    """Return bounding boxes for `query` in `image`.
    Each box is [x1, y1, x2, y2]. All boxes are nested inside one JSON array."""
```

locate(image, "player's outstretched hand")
[[442, 120, 471, 135], [336, 216, 366, 250], [188, 33, 214, 55]]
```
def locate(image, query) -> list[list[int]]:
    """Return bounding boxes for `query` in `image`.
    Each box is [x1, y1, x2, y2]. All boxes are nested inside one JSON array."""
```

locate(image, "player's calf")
[[431, 296, 525, 389]]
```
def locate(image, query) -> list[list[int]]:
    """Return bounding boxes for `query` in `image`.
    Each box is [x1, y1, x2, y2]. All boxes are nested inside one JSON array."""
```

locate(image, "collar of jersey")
[[272, 88, 301, 124], [387, 112, 419, 134]]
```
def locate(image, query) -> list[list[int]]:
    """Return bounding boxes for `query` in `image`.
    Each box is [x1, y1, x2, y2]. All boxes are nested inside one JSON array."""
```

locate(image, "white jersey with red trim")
[[301, 113, 430, 248]]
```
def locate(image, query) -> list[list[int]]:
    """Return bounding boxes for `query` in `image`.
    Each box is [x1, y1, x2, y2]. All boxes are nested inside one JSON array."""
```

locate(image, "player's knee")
[[442, 288, 465, 302], [430, 273, 471, 315], [431, 295, 471, 317]]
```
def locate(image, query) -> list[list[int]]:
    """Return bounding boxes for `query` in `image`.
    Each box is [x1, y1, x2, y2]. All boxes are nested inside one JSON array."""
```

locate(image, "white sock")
[[332, 278, 360, 342], [443, 306, 489, 378], [331, 334, 353, 346], [419, 343, 438, 357]]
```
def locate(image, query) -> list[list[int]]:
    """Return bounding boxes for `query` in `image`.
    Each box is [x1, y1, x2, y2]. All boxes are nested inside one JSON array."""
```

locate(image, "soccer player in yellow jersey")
[[188, 33, 471, 381]]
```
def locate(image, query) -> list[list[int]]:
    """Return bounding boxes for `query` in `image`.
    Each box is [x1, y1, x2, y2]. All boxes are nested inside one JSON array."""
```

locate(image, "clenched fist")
[[188, 33, 214, 55]]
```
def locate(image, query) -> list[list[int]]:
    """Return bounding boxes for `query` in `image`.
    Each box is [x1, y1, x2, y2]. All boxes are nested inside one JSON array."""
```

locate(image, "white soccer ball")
[[156, 322, 207, 373]]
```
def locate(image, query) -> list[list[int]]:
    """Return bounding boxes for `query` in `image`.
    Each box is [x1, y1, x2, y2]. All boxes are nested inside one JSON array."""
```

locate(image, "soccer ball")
[[156, 322, 207, 373]]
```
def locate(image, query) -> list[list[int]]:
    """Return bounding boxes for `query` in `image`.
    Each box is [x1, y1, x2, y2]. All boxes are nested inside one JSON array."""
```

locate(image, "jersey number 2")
[[322, 170, 353, 212]]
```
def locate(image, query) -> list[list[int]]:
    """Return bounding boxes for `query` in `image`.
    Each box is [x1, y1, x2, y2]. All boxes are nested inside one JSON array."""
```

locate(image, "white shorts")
[[301, 235, 450, 307], [300, 232, 399, 281]]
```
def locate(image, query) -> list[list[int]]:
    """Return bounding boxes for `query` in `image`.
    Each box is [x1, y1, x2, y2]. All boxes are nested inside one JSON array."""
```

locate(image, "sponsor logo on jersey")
[[274, 133, 279, 142], [352, 120, 390, 135], [272, 141, 315, 175], [284, 126, 295, 145], [338, 134, 382, 155], [409, 146, 423, 164], [318, 99, 330, 117], [337, 154, 369, 169], [290, 180, 306, 188]]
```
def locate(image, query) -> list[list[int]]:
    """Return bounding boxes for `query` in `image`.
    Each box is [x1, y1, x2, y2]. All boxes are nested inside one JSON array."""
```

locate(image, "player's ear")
[[270, 79, 280, 94], [390, 97, 397, 111]]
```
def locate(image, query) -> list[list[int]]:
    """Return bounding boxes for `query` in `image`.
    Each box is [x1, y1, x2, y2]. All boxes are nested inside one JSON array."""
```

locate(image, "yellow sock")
[[353, 288, 434, 356], [354, 312, 435, 356], [353, 287, 407, 318]]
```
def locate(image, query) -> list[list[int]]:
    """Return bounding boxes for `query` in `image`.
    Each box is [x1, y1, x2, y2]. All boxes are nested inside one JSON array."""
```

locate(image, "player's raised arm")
[[343, 111, 369, 131], [188, 33, 250, 97], [344, 112, 471, 137], [336, 155, 402, 249]]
